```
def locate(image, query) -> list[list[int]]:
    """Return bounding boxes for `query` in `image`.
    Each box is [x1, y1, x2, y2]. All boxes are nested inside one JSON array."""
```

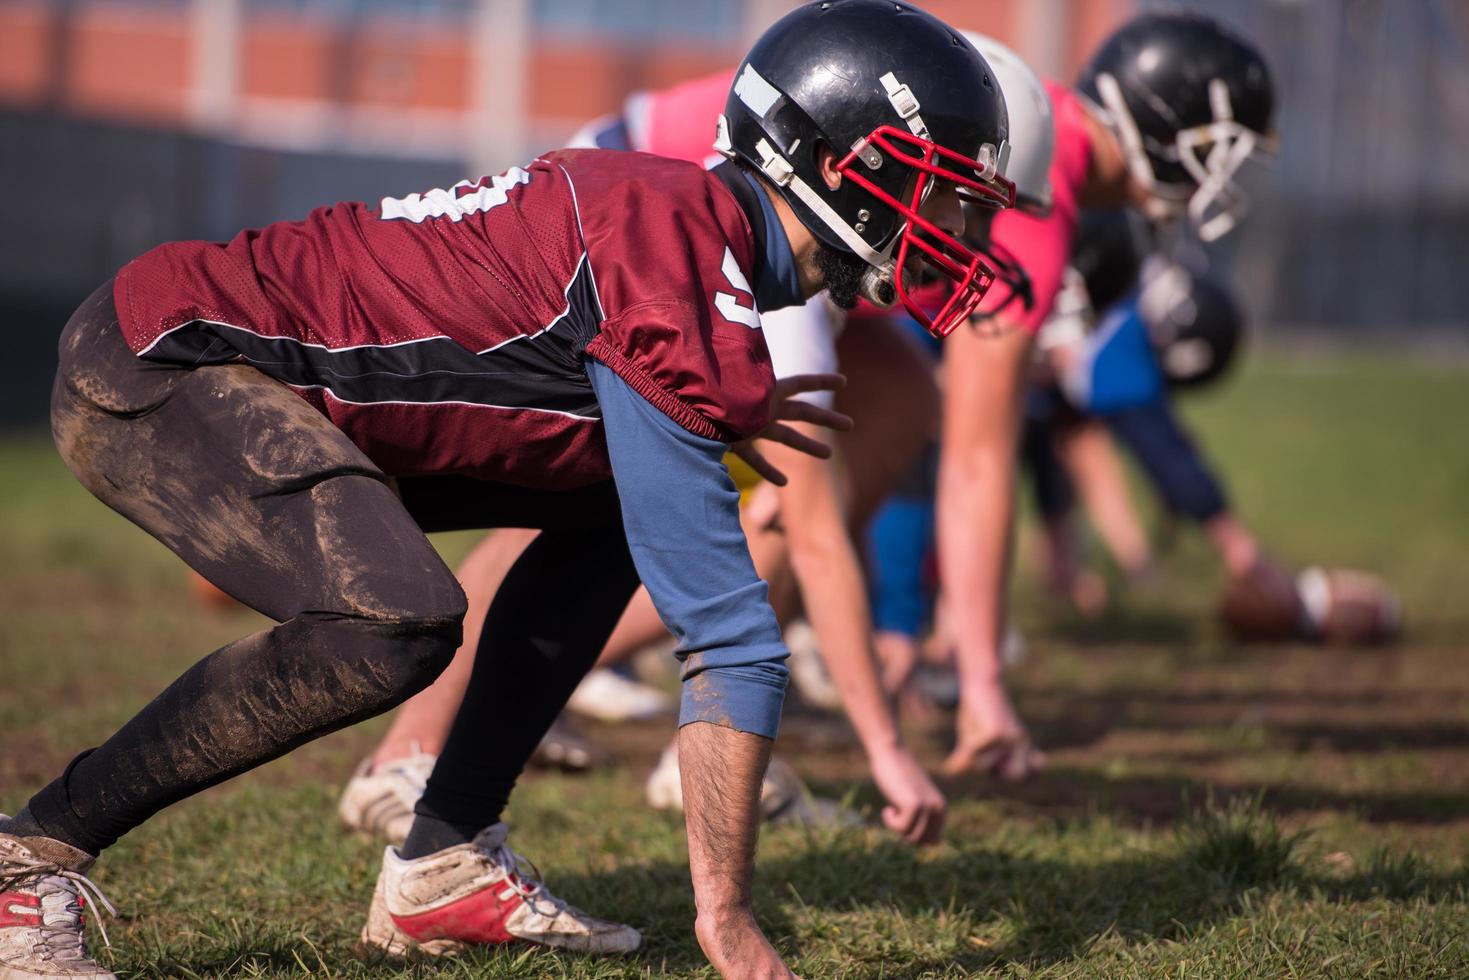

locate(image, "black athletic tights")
[[25, 282, 638, 855]]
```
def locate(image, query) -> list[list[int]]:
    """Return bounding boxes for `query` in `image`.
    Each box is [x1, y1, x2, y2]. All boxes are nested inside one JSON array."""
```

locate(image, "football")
[[1219, 564, 1306, 641], [1220, 565, 1403, 645], [1296, 566, 1403, 645]]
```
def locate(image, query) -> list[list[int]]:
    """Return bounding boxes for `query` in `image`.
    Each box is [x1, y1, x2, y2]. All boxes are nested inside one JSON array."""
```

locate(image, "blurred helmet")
[[1070, 209, 1147, 314], [962, 32, 1054, 216], [717, 0, 1015, 337], [1137, 260, 1245, 388], [1078, 11, 1275, 242]]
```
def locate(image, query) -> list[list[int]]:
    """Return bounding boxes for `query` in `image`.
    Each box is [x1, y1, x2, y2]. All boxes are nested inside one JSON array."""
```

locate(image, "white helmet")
[[963, 32, 1055, 215]]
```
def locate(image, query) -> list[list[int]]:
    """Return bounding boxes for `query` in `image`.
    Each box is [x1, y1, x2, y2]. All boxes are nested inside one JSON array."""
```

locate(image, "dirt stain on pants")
[[33, 282, 469, 854]]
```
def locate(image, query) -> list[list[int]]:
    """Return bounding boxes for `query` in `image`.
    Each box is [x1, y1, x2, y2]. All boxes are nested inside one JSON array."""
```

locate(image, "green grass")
[[2, 347, 1468, 977]]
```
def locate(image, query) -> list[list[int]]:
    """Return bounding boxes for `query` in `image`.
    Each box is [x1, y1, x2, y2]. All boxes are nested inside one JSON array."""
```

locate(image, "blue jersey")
[[1064, 291, 1166, 414]]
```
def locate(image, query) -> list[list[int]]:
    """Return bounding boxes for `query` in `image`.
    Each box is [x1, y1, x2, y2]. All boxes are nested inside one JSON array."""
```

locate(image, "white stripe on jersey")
[[379, 168, 531, 223]]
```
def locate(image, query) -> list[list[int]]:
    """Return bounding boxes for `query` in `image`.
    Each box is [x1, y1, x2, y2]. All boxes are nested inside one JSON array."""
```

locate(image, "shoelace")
[[479, 843, 570, 917], [0, 854, 117, 953]]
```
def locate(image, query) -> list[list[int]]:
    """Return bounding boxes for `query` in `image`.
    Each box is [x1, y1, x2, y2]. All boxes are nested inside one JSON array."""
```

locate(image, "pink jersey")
[[624, 70, 735, 165], [114, 150, 772, 489], [979, 78, 1094, 333]]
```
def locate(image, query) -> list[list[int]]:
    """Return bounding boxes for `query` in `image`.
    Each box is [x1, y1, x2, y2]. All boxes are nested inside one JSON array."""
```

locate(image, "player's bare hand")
[[695, 910, 801, 980], [942, 680, 1045, 781], [870, 743, 946, 845], [732, 374, 851, 486], [874, 630, 922, 696]]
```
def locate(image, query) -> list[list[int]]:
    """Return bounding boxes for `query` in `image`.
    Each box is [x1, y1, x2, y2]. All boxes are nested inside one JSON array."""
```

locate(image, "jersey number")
[[714, 247, 761, 330]]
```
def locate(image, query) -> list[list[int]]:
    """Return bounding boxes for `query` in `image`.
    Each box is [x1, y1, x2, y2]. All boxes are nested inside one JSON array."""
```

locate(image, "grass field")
[[2, 348, 1468, 978]]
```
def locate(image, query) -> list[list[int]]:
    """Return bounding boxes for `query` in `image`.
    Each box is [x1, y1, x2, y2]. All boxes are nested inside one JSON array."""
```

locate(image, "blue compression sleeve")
[[865, 496, 935, 638], [588, 359, 789, 738]]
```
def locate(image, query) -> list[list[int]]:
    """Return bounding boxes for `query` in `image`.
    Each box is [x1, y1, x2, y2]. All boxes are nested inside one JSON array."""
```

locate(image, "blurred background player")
[[872, 206, 1401, 725], [339, 29, 1056, 847], [1028, 210, 1401, 643], [934, 11, 1278, 780]]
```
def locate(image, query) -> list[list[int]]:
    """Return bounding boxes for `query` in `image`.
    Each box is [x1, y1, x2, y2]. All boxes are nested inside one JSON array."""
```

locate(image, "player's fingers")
[[996, 742, 1042, 782], [881, 802, 922, 843], [942, 737, 1000, 776], [912, 803, 944, 846], [922, 801, 947, 844], [775, 399, 854, 432], [773, 372, 846, 398], [760, 423, 835, 459], [731, 444, 788, 487], [940, 743, 971, 776]]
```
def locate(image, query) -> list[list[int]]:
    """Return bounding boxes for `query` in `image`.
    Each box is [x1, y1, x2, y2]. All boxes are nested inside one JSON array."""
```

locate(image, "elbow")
[[786, 529, 844, 581]]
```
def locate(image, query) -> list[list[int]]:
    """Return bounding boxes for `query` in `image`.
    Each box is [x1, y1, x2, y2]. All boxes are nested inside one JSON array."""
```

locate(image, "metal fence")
[[0, 110, 460, 426]]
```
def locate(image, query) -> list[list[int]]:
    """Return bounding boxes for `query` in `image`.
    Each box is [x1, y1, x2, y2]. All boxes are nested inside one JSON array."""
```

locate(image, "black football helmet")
[[1137, 262, 1245, 388], [717, 0, 1015, 337], [1070, 209, 1147, 314], [1078, 11, 1275, 242]]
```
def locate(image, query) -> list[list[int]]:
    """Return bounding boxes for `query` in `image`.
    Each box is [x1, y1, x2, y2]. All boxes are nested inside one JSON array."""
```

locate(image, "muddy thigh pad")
[[29, 285, 466, 854]]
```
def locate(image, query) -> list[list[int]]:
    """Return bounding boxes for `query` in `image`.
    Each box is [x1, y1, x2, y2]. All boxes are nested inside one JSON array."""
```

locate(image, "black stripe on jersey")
[[145, 254, 605, 419]]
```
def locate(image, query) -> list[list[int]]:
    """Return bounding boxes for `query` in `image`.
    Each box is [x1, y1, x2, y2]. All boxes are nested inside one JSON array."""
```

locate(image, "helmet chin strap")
[[717, 112, 901, 299], [1093, 73, 1161, 196]]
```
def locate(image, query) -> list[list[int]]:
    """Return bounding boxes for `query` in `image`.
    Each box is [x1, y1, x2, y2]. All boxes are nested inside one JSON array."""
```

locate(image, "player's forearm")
[[789, 531, 903, 754], [936, 443, 1016, 689], [777, 444, 902, 755], [937, 324, 1032, 694], [679, 721, 772, 916]]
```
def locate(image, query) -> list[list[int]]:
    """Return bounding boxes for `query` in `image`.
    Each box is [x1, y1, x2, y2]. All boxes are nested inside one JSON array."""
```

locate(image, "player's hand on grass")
[[874, 629, 921, 696], [943, 680, 1045, 781], [696, 909, 801, 979], [870, 742, 946, 845], [732, 373, 851, 487]]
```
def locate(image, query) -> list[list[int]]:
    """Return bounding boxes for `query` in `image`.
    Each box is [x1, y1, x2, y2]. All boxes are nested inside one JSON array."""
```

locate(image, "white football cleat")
[[646, 744, 862, 828], [565, 669, 674, 722], [338, 749, 437, 845], [0, 820, 116, 980], [360, 823, 641, 957], [783, 620, 844, 711]]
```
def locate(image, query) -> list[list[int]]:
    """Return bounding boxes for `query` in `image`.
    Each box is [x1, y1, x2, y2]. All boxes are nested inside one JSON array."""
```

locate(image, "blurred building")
[[0, 0, 1465, 424]]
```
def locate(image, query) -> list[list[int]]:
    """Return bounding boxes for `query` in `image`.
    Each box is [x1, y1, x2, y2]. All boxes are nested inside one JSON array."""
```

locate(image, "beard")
[[812, 242, 875, 310]]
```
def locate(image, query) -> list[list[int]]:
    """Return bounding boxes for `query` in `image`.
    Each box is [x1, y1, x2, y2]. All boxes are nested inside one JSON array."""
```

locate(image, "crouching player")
[[0, 3, 1016, 977], [340, 30, 1056, 849], [1036, 218, 1401, 643], [937, 11, 1278, 778]]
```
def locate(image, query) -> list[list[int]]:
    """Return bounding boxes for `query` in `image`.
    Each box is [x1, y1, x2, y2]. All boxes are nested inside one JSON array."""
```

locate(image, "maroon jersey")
[[113, 149, 773, 489]]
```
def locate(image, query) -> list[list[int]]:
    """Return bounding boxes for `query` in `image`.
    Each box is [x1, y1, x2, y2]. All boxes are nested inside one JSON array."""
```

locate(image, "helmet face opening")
[[836, 125, 1015, 337]]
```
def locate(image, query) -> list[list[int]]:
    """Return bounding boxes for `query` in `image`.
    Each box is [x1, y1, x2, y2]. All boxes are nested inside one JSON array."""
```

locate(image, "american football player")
[[340, 29, 1055, 851], [937, 11, 1276, 779], [1035, 223, 1400, 645], [0, 3, 1012, 977]]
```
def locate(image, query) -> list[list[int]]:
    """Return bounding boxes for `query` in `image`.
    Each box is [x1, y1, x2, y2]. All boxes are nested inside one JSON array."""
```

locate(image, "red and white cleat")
[[0, 823, 116, 980], [360, 823, 641, 958]]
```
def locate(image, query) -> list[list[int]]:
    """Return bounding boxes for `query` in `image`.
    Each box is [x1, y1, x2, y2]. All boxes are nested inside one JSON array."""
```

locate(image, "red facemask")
[[970, 236, 1033, 322], [836, 125, 1016, 337]]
